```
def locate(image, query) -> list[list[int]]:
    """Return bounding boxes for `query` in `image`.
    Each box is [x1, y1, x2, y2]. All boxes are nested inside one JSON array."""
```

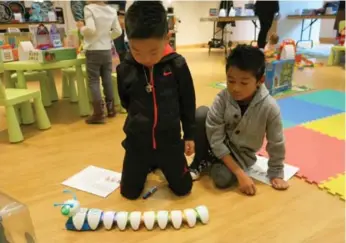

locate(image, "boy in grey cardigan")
[[190, 45, 289, 195]]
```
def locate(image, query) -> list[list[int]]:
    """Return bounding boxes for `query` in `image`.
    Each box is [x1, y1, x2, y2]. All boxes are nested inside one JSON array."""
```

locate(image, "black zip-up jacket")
[[116, 45, 196, 150]]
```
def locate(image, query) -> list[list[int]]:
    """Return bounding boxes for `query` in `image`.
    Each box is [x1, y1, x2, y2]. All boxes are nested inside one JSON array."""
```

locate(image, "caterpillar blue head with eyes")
[[53, 190, 80, 218]]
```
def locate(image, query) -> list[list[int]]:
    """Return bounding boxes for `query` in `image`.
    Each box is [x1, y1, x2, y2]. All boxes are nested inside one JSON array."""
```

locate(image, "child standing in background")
[[77, 1, 122, 124], [264, 33, 279, 52]]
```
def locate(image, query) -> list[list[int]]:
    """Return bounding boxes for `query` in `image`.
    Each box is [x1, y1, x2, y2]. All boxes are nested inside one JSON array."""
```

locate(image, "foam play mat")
[[293, 89, 345, 112], [302, 113, 345, 140], [319, 174, 345, 201], [259, 126, 345, 184], [277, 97, 342, 126]]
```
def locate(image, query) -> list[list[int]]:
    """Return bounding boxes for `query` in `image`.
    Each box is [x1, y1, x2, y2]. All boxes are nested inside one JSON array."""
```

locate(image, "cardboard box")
[[265, 59, 295, 96], [28, 47, 77, 63]]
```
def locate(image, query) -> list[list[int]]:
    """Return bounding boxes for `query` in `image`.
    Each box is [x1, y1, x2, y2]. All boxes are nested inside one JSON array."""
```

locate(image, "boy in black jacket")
[[116, 1, 196, 200]]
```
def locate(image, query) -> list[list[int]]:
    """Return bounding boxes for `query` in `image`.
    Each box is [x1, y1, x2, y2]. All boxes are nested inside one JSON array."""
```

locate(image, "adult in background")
[[108, 1, 127, 62], [255, 0, 280, 49], [334, 0, 345, 37]]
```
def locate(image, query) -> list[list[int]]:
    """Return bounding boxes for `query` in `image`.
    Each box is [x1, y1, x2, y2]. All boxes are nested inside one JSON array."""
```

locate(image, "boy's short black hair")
[[226, 45, 266, 81], [125, 1, 168, 39]]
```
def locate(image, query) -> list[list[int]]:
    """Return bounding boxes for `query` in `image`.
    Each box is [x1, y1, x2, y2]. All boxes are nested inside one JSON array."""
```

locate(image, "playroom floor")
[[0, 48, 345, 243]]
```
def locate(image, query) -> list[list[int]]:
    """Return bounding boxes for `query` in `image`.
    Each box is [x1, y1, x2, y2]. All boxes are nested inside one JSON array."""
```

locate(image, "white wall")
[[276, 0, 323, 42], [320, 19, 337, 38], [59, 0, 336, 46]]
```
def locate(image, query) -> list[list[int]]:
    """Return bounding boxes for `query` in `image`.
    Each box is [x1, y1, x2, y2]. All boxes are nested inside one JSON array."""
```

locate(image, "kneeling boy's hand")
[[184, 140, 195, 156], [270, 178, 289, 190], [237, 173, 257, 196]]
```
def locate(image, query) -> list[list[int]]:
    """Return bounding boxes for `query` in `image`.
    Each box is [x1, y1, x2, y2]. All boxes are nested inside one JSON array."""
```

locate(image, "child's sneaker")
[[189, 160, 211, 181]]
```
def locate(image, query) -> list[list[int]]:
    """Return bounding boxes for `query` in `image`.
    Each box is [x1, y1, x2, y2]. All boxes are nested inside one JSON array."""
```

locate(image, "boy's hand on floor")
[[270, 178, 289, 190], [236, 173, 257, 196], [184, 140, 195, 156]]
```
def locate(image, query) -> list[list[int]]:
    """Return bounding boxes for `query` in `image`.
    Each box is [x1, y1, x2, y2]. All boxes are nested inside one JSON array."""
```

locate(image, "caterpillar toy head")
[[54, 190, 80, 217]]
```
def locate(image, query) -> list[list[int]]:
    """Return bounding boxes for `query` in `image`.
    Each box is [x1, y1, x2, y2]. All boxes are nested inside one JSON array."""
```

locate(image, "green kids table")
[[3, 56, 91, 124]]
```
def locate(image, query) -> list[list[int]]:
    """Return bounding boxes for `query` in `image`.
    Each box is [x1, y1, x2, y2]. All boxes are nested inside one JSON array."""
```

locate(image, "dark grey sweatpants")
[[85, 50, 114, 102], [194, 106, 238, 189]]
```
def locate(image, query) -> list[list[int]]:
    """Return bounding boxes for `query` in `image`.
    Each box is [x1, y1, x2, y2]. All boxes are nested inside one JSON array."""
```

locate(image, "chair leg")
[[68, 73, 79, 103], [62, 73, 70, 98], [39, 77, 52, 107], [335, 51, 341, 66], [33, 96, 51, 130], [328, 49, 336, 66], [5, 105, 24, 143], [111, 76, 126, 113]]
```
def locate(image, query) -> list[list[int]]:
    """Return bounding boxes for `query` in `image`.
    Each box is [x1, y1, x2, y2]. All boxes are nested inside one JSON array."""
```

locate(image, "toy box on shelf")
[[264, 39, 296, 96], [0, 191, 37, 243], [28, 47, 77, 63]]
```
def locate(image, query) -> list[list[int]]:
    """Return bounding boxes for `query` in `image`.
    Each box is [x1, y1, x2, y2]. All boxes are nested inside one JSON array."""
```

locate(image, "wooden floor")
[[0, 48, 345, 243]]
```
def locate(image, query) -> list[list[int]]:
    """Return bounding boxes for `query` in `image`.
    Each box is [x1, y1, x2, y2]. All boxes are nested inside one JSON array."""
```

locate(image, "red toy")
[[337, 27, 345, 46]]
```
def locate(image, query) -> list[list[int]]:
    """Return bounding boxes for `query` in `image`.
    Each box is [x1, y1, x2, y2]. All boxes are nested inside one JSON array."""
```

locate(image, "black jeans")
[[120, 140, 193, 200], [257, 13, 275, 49], [190, 106, 237, 189]]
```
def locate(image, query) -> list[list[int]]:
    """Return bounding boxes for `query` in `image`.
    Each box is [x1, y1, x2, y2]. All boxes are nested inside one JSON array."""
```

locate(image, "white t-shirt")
[[80, 4, 122, 51]]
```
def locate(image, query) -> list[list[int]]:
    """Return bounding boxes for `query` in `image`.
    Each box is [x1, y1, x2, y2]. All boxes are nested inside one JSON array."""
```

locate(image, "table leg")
[[16, 71, 35, 124], [75, 64, 91, 116], [308, 19, 313, 48], [47, 70, 59, 101]]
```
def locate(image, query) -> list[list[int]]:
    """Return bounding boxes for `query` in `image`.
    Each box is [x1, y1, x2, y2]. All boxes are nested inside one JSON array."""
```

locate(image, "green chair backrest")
[[339, 20, 345, 33], [0, 50, 7, 101]]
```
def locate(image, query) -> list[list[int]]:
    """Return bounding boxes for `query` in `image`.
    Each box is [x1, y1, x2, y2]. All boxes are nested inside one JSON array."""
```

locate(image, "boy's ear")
[[259, 75, 265, 84]]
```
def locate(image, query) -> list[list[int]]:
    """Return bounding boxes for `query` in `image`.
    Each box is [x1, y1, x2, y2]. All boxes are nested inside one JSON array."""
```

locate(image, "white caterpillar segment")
[[129, 211, 141, 231], [143, 211, 156, 230], [116, 211, 129, 231], [170, 210, 183, 229], [72, 208, 88, 230], [195, 205, 209, 224], [87, 209, 103, 230], [183, 209, 197, 228], [156, 210, 169, 229], [103, 211, 116, 230]]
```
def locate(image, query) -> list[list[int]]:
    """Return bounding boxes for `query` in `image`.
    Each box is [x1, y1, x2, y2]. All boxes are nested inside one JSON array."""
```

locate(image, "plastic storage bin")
[[0, 192, 37, 243]]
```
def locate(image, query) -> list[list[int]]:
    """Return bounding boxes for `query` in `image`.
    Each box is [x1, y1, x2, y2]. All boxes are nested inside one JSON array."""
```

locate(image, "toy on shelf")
[[50, 24, 62, 48], [337, 26, 345, 46], [54, 190, 209, 231], [29, 3, 43, 22], [0, 191, 37, 242], [35, 24, 51, 49]]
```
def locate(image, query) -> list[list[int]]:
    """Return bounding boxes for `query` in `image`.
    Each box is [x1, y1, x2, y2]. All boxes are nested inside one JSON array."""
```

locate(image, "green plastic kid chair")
[[328, 20, 346, 66], [111, 73, 126, 114], [0, 74, 51, 143], [10, 71, 53, 107]]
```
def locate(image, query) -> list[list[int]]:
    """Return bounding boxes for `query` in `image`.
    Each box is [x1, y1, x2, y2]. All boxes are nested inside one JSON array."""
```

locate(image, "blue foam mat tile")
[[277, 97, 342, 124], [292, 89, 345, 112]]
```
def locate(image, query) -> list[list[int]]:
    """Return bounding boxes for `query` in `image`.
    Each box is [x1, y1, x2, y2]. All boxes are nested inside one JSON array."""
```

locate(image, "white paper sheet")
[[247, 155, 299, 185], [62, 166, 122, 198]]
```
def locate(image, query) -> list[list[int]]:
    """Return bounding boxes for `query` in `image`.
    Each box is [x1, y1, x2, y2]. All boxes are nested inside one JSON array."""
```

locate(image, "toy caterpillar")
[[54, 190, 209, 231]]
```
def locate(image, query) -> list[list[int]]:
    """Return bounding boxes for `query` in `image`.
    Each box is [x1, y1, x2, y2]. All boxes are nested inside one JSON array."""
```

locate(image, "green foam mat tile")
[[293, 89, 345, 112]]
